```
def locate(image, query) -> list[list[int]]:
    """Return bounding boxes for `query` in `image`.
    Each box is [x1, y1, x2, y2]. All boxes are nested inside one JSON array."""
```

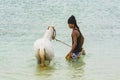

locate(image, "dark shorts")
[[71, 52, 81, 59]]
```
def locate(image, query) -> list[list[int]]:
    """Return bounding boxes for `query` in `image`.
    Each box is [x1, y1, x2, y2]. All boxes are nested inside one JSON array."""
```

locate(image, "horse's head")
[[48, 26, 56, 40]]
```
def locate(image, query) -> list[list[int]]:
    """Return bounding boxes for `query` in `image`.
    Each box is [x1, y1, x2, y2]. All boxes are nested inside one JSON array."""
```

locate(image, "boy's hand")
[[65, 52, 72, 60]]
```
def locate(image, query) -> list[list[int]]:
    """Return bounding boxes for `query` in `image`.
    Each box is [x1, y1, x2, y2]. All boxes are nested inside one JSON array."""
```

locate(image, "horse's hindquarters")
[[34, 38, 54, 63]]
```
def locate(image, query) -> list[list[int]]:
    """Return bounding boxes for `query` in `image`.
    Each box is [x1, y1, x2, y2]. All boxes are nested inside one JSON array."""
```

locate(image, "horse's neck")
[[43, 30, 52, 41]]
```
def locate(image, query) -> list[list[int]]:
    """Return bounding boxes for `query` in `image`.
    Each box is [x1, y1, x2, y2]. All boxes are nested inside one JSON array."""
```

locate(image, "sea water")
[[0, 0, 120, 80]]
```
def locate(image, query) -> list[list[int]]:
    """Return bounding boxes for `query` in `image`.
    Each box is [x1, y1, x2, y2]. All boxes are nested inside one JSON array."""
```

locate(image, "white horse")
[[34, 26, 56, 67]]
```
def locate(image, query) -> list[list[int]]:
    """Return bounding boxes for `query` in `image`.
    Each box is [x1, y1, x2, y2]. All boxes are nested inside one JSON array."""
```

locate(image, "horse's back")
[[34, 39, 44, 50]]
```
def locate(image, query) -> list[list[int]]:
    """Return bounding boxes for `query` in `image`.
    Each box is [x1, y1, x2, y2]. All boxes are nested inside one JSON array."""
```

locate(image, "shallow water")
[[0, 0, 120, 80]]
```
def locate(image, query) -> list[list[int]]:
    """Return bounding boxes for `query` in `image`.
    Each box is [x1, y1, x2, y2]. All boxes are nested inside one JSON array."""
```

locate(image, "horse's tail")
[[39, 47, 46, 67]]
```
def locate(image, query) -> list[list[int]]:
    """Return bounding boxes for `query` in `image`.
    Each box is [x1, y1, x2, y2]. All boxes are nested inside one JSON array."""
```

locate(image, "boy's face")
[[68, 24, 74, 29]]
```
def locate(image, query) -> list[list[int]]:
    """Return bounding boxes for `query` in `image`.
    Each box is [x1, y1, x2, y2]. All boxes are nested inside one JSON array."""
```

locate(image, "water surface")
[[0, 0, 120, 80]]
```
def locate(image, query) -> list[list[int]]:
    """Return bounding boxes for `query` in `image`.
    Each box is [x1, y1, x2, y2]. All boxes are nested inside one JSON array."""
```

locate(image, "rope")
[[55, 38, 71, 47], [53, 27, 71, 47]]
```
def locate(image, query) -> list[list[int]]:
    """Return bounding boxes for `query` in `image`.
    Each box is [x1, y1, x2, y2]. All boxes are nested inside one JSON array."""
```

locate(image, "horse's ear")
[[53, 25, 56, 29], [48, 26, 50, 29], [53, 26, 55, 29]]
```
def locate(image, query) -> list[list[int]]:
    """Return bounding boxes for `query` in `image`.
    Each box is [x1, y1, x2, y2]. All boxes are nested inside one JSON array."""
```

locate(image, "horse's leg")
[[49, 59, 54, 66], [49, 54, 54, 66], [39, 48, 46, 67], [35, 49, 41, 64]]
